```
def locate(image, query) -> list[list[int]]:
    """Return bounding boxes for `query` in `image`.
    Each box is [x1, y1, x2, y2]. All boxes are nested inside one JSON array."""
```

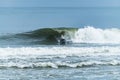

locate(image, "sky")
[[0, 0, 120, 33], [0, 0, 120, 7]]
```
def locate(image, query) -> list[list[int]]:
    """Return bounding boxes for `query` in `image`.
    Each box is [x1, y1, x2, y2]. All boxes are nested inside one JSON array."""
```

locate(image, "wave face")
[[0, 26, 120, 45], [0, 28, 77, 45]]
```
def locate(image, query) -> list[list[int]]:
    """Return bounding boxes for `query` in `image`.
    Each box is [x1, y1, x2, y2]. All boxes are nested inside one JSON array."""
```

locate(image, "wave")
[[0, 27, 77, 45], [0, 60, 120, 69], [0, 26, 120, 45]]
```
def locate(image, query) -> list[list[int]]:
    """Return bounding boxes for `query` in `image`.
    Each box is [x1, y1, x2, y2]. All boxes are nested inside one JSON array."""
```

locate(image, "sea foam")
[[0, 46, 120, 57], [72, 26, 120, 43]]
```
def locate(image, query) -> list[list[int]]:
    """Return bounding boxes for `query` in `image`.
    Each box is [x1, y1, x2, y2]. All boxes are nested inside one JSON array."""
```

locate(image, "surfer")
[[60, 35, 66, 45]]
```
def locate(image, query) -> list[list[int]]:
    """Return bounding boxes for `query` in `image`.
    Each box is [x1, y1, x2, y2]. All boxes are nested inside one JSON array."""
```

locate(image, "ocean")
[[0, 7, 120, 80], [0, 7, 120, 32]]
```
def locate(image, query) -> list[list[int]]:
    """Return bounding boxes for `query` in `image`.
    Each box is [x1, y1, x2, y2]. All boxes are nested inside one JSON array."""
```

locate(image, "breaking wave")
[[0, 27, 77, 45], [72, 27, 120, 43], [0, 26, 120, 45]]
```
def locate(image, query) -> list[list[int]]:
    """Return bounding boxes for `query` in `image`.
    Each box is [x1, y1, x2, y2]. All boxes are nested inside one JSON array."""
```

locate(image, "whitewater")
[[0, 27, 120, 80], [71, 27, 120, 43]]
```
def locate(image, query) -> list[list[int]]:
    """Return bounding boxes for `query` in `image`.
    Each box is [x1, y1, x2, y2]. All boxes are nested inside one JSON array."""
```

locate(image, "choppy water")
[[1, 45, 120, 80], [0, 27, 120, 80]]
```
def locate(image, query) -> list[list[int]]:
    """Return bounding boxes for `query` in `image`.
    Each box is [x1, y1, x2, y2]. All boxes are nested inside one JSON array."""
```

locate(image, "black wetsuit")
[[60, 38, 66, 45]]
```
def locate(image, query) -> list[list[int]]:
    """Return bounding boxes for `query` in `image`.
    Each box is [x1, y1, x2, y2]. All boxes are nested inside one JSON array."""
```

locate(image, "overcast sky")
[[0, 0, 120, 7]]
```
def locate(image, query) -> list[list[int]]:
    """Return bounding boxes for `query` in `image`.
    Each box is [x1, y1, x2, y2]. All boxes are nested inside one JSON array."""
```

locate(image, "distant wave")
[[0, 26, 120, 45]]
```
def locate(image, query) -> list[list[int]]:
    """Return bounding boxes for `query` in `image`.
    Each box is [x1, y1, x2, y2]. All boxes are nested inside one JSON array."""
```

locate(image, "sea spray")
[[72, 26, 120, 43]]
